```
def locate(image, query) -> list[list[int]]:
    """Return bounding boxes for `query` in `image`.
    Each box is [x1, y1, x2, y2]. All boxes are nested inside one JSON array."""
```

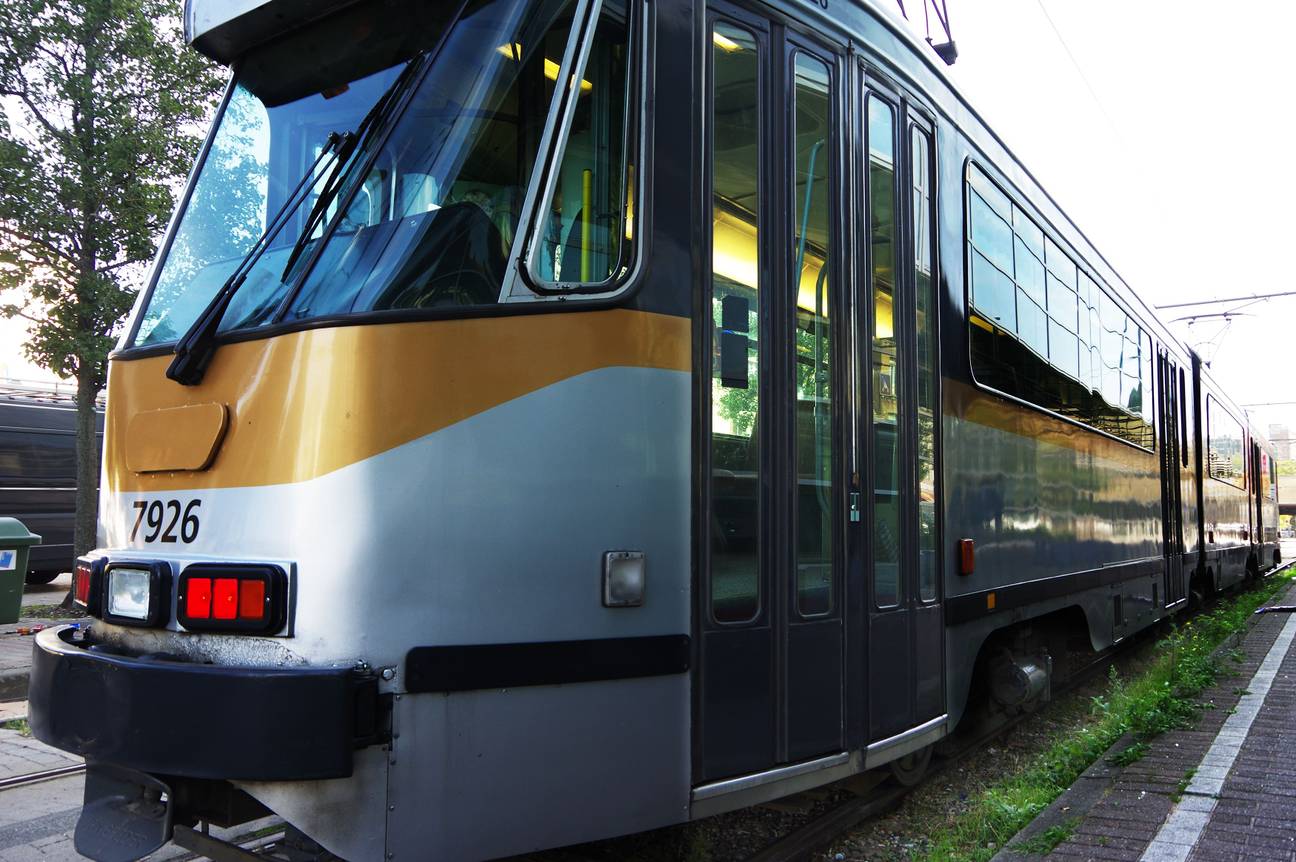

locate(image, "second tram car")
[[29, 0, 1281, 859]]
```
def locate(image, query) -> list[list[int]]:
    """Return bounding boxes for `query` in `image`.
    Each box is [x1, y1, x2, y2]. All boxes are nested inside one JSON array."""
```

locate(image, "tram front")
[[27, 0, 694, 859]]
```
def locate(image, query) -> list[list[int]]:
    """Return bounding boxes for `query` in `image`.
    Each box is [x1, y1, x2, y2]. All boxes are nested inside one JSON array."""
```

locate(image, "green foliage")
[[0, 0, 221, 383], [918, 570, 1294, 862], [1172, 768, 1196, 803], [1011, 818, 1079, 856], [1108, 741, 1148, 767], [1, 718, 31, 737], [0, 0, 222, 552]]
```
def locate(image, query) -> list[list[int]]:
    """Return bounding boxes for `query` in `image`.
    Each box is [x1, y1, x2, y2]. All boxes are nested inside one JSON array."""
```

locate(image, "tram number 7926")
[[130, 499, 202, 544]]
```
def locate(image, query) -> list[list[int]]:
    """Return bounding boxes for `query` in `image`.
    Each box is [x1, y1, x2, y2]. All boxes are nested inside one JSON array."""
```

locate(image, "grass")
[[1108, 741, 1148, 767], [1, 718, 31, 737], [919, 569, 1294, 862], [1172, 768, 1196, 802], [1011, 818, 1079, 856]]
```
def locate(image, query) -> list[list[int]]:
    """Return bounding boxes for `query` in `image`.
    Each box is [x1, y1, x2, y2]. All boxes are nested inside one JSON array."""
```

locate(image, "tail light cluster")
[[74, 558, 287, 635], [177, 564, 286, 634]]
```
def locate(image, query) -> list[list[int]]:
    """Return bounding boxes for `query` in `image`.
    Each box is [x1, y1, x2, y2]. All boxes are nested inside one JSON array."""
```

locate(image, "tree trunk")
[[73, 364, 101, 558]]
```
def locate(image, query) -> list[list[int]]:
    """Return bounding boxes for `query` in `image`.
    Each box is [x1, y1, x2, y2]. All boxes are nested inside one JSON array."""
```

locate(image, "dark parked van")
[[0, 391, 104, 583]]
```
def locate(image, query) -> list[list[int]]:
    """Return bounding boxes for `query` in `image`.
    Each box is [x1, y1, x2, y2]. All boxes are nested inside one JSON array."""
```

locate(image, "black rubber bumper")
[[27, 626, 372, 781]]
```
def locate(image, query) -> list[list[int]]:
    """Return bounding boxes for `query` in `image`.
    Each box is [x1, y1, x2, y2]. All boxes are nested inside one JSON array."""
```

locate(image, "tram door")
[[1251, 440, 1263, 552], [1158, 352, 1186, 606], [862, 88, 944, 744], [698, 8, 846, 781]]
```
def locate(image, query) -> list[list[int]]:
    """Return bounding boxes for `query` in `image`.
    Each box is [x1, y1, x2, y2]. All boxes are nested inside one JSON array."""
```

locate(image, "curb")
[[0, 668, 27, 703], [991, 575, 1294, 861]]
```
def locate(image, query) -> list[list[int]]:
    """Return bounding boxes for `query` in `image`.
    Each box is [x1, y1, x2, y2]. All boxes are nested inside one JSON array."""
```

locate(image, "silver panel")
[[386, 676, 690, 860], [689, 753, 859, 820], [863, 714, 947, 769], [237, 746, 389, 862]]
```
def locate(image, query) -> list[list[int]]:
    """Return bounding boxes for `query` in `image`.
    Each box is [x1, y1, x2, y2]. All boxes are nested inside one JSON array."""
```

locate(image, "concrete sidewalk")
[[1, 573, 78, 703], [0, 624, 52, 703], [998, 579, 1296, 862]]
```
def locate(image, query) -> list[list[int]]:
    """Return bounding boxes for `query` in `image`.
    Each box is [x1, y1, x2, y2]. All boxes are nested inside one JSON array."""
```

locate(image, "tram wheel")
[[889, 744, 933, 787]]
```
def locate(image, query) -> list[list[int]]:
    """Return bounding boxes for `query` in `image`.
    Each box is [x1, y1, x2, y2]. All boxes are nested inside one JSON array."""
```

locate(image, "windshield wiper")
[[279, 55, 427, 281], [166, 133, 345, 385], [166, 55, 426, 387]]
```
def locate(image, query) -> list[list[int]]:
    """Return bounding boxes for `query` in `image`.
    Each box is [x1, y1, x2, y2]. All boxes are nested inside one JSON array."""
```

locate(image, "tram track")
[[742, 563, 1296, 862], [0, 762, 85, 793]]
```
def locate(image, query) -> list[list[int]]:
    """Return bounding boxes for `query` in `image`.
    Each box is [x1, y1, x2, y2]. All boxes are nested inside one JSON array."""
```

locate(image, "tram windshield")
[[134, 0, 637, 347]]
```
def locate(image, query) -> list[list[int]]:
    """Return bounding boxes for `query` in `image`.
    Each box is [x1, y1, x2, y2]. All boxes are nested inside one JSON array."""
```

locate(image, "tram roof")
[[183, 0, 360, 64]]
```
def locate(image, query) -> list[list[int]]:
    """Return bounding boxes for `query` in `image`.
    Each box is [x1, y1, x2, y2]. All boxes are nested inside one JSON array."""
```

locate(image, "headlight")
[[102, 562, 171, 627], [107, 568, 151, 619]]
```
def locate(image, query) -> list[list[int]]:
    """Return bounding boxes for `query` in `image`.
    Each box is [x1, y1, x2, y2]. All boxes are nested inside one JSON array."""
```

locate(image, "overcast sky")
[[924, 0, 1294, 436]]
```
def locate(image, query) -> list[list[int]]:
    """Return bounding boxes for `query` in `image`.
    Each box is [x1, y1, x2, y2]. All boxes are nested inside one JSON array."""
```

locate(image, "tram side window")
[[966, 163, 1154, 449], [528, 0, 639, 286], [868, 95, 901, 609], [1271, 450, 1279, 501], [912, 127, 938, 604], [1207, 396, 1245, 488], [792, 52, 834, 618], [709, 22, 762, 625]]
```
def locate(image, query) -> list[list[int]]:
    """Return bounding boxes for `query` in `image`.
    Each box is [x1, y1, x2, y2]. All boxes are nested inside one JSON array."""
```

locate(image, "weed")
[[1172, 768, 1196, 802], [1012, 818, 1079, 855], [1109, 742, 1148, 767], [1, 718, 31, 737]]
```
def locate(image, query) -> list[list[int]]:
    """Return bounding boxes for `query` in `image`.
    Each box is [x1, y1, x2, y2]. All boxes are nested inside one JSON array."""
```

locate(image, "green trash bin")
[[0, 518, 41, 625]]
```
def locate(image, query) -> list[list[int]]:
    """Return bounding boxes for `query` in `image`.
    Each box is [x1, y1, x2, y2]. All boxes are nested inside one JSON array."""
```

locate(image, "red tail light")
[[72, 556, 105, 616], [185, 577, 212, 619], [239, 580, 266, 620], [176, 565, 285, 634], [213, 578, 239, 619], [74, 562, 92, 603]]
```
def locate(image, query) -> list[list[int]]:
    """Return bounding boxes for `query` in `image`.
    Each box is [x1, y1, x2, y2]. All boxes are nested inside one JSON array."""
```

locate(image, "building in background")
[[1269, 424, 1292, 460]]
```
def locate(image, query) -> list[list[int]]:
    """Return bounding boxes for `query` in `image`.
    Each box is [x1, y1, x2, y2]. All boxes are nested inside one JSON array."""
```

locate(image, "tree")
[[0, 0, 222, 556]]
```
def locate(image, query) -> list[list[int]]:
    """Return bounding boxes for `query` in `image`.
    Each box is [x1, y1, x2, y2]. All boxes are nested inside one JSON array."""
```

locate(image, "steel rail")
[[0, 762, 85, 792]]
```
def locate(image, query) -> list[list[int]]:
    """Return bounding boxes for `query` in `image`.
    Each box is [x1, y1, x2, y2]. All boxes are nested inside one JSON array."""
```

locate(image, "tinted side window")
[[966, 163, 1153, 449], [1207, 397, 1245, 487]]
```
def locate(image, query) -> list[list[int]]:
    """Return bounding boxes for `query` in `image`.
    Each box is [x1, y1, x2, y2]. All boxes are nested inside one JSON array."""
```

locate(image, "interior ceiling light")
[[495, 43, 592, 92]]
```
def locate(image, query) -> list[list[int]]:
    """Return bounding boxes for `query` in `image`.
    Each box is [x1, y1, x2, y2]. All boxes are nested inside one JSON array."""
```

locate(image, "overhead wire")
[[1033, 0, 1125, 145]]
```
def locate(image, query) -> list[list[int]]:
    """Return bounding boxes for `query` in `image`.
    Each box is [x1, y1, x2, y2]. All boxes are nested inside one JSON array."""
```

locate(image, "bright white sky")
[[919, 0, 1294, 439]]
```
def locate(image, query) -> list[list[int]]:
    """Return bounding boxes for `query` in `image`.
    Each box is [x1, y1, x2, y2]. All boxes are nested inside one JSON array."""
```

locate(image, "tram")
[[27, 0, 1280, 859]]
